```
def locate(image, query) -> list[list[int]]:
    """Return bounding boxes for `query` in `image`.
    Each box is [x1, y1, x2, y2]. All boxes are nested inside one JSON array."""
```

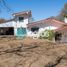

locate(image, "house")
[[27, 17, 64, 38], [0, 10, 32, 37], [27, 16, 67, 42], [0, 10, 67, 42]]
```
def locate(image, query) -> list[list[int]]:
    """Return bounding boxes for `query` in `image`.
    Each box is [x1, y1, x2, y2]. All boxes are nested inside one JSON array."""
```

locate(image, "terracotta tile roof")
[[55, 25, 67, 31], [28, 17, 65, 27]]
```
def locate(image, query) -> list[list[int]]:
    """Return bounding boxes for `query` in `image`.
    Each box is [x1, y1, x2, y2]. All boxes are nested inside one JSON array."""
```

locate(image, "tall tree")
[[56, 3, 67, 21]]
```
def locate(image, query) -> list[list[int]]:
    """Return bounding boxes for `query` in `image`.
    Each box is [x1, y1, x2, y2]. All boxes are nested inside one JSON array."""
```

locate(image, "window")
[[31, 27, 39, 32], [19, 17, 24, 22]]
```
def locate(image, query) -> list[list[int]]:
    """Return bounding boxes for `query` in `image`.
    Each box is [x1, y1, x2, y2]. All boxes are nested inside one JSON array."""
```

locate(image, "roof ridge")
[[28, 17, 64, 25]]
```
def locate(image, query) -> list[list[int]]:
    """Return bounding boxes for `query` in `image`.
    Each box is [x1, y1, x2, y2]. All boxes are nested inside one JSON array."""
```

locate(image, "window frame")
[[31, 26, 39, 32], [19, 17, 24, 22]]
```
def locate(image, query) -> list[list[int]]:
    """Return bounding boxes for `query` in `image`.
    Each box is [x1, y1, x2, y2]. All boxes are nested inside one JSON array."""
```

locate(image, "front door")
[[55, 32, 62, 42], [17, 28, 27, 37]]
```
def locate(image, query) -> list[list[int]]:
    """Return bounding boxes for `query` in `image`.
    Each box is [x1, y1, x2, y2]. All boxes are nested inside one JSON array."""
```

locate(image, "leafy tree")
[[56, 3, 67, 21], [0, 18, 6, 23]]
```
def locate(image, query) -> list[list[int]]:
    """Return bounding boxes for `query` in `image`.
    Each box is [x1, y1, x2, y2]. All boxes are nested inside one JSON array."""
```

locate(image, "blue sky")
[[0, 0, 67, 21]]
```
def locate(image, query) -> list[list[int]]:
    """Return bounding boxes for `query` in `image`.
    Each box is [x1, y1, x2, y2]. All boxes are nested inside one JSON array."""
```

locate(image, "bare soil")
[[0, 37, 67, 67]]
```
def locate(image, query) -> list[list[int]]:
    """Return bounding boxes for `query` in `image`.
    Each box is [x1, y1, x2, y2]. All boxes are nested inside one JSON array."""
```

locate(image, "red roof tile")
[[55, 25, 67, 31], [28, 17, 65, 27]]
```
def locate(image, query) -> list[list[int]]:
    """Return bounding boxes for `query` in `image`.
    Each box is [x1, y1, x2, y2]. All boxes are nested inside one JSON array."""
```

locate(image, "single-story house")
[[0, 10, 67, 42]]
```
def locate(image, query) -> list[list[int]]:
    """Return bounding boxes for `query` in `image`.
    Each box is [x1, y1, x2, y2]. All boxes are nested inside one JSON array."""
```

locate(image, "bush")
[[39, 30, 55, 40]]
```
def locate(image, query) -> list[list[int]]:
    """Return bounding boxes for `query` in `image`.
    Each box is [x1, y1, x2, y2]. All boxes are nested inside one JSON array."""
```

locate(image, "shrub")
[[39, 30, 55, 40]]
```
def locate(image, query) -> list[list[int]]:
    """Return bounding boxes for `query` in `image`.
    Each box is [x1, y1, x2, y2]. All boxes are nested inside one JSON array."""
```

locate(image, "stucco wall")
[[14, 18, 28, 28], [14, 18, 29, 36], [0, 21, 15, 27], [27, 22, 62, 38], [60, 29, 67, 42], [64, 17, 67, 23], [0, 18, 29, 36]]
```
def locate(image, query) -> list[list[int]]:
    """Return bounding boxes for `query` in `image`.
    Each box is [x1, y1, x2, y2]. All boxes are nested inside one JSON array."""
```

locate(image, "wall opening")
[[55, 32, 62, 42], [31, 27, 39, 34], [0, 27, 14, 35]]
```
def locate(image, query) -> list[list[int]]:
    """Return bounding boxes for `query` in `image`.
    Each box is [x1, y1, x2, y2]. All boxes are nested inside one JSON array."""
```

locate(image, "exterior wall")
[[60, 29, 67, 42], [0, 17, 29, 36], [27, 22, 62, 38], [64, 17, 67, 23], [14, 18, 28, 28], [0, 11, 31, 37], [14, 15, 31, 36], [27, 26, 57, 37], [14, 28, 17, 36], [0, 21, 15, 27], [14, 17, 29, 36]]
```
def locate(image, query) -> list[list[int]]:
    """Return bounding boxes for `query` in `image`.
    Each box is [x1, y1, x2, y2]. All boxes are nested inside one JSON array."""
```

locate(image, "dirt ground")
[[0, 37, 67, 67]]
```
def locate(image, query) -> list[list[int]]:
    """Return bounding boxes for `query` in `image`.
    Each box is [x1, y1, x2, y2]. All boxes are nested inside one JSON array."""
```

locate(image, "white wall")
[[60, 30, 67, 42], [14, 18, 28, 28], [27, 26, 58, 38], [14, 17, 29, 36], [0, 17, 29, 36], [27, 22, 62, 38], [0, 21, 15, 27], [64, 17, 67, 23]]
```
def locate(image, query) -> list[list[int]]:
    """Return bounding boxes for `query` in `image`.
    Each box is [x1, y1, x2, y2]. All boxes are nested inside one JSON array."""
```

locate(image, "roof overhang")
[[12, 10, 32, 17]]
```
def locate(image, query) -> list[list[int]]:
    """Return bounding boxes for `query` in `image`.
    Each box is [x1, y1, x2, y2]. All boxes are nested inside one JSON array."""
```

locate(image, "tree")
[[0, 18, 6, 23], [56, 3, 67, 21]]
